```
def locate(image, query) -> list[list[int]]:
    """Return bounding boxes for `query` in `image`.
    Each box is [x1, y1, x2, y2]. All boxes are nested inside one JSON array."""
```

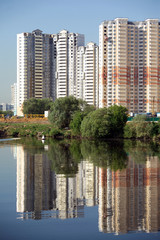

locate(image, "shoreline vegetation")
[[0, 121, 160, 141], [1, 96, 160, 142]]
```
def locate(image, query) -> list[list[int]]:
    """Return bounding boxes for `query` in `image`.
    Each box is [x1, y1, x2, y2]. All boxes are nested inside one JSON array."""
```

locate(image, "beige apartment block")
[[99, 18, 160, 113]]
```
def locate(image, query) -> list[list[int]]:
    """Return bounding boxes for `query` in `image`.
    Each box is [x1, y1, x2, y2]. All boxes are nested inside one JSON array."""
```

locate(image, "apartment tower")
[[76, 42, 99, 107], [17, 29, 56, 115], [55, 30, 85, 98], [99, 18, 160, 113]]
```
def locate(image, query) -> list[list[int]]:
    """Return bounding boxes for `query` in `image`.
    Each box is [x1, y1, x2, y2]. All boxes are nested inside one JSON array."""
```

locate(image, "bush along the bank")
[[0, 122, 68, 139], [48, 96, 94, 129], [0, 123, 51, 138], [80, 105, 128, 139], [48, 98, 128, 139], [69, 105, 95, 136], [124, 120, 160, 139]]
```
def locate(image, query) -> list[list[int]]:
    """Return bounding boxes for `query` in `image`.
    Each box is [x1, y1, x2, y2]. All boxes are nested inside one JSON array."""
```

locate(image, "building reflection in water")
[[16, 146, 98, 220], [16, 145, 160, 234], [99, 156, 160, 234]]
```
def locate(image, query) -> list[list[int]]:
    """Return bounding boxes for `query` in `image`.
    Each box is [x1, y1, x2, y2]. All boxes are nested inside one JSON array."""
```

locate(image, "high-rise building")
[[99, 18, 160, 114], [17, 29, 56, 116], [77, 42, 99, 107], [11, 83, 17, 115], [55, 30, 85, 98], [17, 29, 84, 116]]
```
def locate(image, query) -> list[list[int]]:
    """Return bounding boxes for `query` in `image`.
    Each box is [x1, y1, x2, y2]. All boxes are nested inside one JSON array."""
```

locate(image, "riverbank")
[[0, 122, 69, 139], [1, 119, 160, 142]]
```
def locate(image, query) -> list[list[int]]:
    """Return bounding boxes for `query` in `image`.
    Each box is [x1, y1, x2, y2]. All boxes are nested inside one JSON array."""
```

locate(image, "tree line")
[[23, 96, 128, 139]]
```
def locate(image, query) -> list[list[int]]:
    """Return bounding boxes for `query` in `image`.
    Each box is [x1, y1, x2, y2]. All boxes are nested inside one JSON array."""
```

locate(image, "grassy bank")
[[0, 122, 69, 139], [1, 117, 160, 142]]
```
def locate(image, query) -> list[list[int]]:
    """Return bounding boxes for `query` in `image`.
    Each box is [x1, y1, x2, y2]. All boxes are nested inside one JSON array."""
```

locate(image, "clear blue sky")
[[0, 0, 159, 103]]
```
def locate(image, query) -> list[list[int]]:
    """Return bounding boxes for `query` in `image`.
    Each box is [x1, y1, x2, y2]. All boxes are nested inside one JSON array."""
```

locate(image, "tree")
[[81, 108, 109, 138], [80, 105, 128, 139], [132, 114, 147, 122], [49, 96, 90, 128], [106, 105, 128, 137], [70, 105, 95, 135], [23, 98, 53, 114], [3, 110, 14, 117]]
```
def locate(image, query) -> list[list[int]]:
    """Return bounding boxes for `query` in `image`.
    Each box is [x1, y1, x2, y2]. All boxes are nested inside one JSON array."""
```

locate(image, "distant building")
[[0, 103, 14, 112], [11, 83, 17, 115]]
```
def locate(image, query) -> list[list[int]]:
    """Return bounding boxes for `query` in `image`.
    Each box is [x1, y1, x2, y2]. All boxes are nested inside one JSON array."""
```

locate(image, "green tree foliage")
[[124, 120, 160, 139], [3, 110, 14, 117], [132, 114, 147, 122], [81, 108, 109, 138], [70, 111, 84, 135], [106, 105, 128, 137], [49, 96, 90, 128], [23, 98, 53, 114], [70, 105, 95, 135], [81, 105, 128, 139]]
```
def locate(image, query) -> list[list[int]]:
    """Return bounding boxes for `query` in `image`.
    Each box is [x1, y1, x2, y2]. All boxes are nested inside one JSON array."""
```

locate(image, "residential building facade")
[[55, 30, 85, 98], [99, 18, 160, 114], [17, 29, 56, 115], [17, 29, 85, 115], [76, 42, 99, 107]]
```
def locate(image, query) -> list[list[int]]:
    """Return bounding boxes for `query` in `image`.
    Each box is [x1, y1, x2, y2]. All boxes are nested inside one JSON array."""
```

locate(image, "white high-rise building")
[[17, 29, 56, 116], [76, 46, 85, 100], [17, 29, 85, 116], [76, 42, 99, 107], [84, 42, 99, 107], [55, 30, 85, 98]]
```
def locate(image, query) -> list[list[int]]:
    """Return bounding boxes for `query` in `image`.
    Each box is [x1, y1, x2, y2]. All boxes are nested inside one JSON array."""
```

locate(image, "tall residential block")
[[99, 18, 160, 113], [77, 42, 99, 107], [55, 30, 85, 98], [17, 29, 56, 115], [17, 29, 85, 116]]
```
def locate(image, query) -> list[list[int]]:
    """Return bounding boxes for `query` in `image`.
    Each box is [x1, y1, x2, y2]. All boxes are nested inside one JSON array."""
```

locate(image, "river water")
[[0, 138, 160, 240]]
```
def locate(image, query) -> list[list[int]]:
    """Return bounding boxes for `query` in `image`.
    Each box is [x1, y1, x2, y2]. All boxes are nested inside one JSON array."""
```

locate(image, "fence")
[[127, 117, 160, 122], [24, 114, 45, 118]]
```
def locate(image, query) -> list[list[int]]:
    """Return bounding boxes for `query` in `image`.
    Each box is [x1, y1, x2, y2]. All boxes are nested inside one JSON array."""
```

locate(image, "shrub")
[[49, 96, 91, 129], [49, 128, 64, 138], [81, 105, 128, 139], [124, 123, 136, 138]]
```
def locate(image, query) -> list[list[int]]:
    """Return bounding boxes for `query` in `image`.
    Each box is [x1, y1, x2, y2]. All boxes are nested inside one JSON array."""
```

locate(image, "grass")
[[0, 122, 61, 138]]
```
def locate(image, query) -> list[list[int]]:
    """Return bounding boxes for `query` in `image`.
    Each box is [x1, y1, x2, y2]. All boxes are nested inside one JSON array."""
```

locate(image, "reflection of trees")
[[48, 141, 79, 176], [124, 140, 160, 164], [48, 140, 129, 173], [69, 140, 83, 163], [80, 140, 128, 171], [15, 138, 160, 174]]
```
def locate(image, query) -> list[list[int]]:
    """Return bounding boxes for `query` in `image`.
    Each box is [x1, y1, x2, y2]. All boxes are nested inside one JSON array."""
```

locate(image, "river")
[[0, 138, 160, 240]]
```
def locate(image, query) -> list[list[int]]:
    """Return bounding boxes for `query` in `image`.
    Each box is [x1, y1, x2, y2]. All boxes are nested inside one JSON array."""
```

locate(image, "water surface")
[[0, 138, 160, 240]]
